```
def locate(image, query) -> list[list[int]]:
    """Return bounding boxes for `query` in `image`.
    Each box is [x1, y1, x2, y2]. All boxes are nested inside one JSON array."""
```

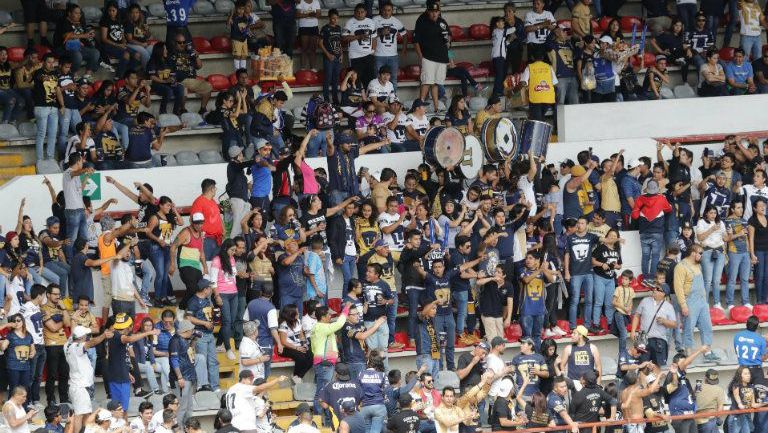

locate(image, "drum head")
[[494, 118, 517, 157], [428, 127, 466, 168], [460, 135, 484, 180]]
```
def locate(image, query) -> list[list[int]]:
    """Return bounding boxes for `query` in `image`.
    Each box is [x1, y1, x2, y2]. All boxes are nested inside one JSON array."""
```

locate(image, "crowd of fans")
[[1, 0, 767, 164]]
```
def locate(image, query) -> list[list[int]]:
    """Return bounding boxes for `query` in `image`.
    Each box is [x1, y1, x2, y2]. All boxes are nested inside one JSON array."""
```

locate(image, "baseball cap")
[[655, 54, 667, 63], [197, 278, 214, 290], [716, 170, 727, 178], [646, 179, 660, 194], [570, 165, 586, 177], [295, 402, 313, 416], [255, 138, 270, 150], [113, 313, 133, 330], [72, 326, 92, 339], [627, 159, 642, 169], [705, 368, 719, 384], [191, 212, 205, 223], [573, 325, 589, 339], [95, 409, 113, 423], [476, 341, 491, 352], [490, 336, 507, 347], [411, 98, 430, 109], [426, 0, 440, 11], [599, 35, 613, 44], [228, 146, 244, 159], [335, 363, 351, 381], [106, 400, 123, 411], [520, 337, 534, 346], [373, 239, 387, 249], [177, 319, 195, 333]]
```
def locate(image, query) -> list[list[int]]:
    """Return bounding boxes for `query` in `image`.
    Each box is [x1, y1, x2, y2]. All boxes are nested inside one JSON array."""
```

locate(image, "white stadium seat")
[[674, 84, 697, 98], [148, 3, 167, 18], [193, 0, 216, 15], [198, 150, 225, 164], [18, 122, 37, 138], [215, 0, 236, 14], [0, 124, 20, 140], [159, 113, 182, 128], [175, 151, 201, 166]]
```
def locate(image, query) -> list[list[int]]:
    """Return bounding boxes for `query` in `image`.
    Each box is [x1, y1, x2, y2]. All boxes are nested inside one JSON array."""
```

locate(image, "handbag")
[[635, 299, 666, 348]]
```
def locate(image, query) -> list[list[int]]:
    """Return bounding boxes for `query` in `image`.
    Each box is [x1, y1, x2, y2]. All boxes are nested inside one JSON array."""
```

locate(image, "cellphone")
[[695, 379, 702, 393]]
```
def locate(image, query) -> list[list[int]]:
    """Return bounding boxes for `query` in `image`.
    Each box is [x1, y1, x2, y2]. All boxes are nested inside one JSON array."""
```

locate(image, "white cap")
[[599, 35, 613, 44], [627, 158, 642, 169], [96, 409, 113, 423], [496, 378, 514, 397], [191, 212, 205, 223], [72, 325, 92, 339]]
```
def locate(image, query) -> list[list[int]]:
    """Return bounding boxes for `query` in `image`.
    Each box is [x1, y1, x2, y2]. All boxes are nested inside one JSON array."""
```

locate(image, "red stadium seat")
[[397, 67, 407, 81], [468, 24, 491, 40], [449, 25, 466, 41], [404, 64, 421, 80], [35, 45, 52, 57], [719, 47, 735, 62], [192, 37, 214, 54], [505, 323, 522, 342], [455, 61, 474, 70], [731, 306, 752, 323], [327, 298, 342, 314], [599, 16, 612, 32], [753, 304, 768, 322], [710, 307, 737, 325], [210, 36, 232, 53], [295, 69, 320, 86], [556, 320, 571, 335], [468, 66, 489, 78], [206, 74, 231, 91], [394, 332, 414, 350], [620, 16, 643, 33], [591, 19, 600, 34], [7, 47, 24, 63], [133, 313, 149, 332], [272, 345, 292, 363]]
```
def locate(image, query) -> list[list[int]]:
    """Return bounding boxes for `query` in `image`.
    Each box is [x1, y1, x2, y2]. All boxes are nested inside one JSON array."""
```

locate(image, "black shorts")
[[21, 0, 50, 23], [298, 26, 319, 37]]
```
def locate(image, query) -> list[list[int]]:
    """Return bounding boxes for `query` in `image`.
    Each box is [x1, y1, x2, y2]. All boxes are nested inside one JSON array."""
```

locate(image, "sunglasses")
[[13, 319, 22, 323], [176, 40, 186, 44]]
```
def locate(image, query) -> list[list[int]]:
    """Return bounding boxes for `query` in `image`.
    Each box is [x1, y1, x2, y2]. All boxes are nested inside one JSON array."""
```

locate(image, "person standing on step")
[[185, 278, 221, 393], [344, 4, 377, 96], [169, 212, 208, 309], [168, 319, 199, 425], [373, 1, 407, 91], [108, 313, 160, 411], [734, 315, 768, 382], [244, 284, 283, 379], [560, 325, 602, 386], [414, 0, 449, 114], [42, 284, 71, 406]]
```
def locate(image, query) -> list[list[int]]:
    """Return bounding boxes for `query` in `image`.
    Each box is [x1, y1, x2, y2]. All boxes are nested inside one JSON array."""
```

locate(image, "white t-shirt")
[[344, 218, 357, 256], [110, 259, 135, 301], [20, 301, 43, 345], [148, 412, 166, 433], [373, 15, 406, 57], [301, 314, 317, 339], [486, 353, 507, 397], [344, 17, 377, 59], [6, 276, 25, 316], [296, 0, 320, 28], [381, 111, 408, 144], [377, 212, 407, 251], [226, 383, 259, 431], [492, 28, 506, 58], [5, 401, 29, 433], [367, 78, 394, 102], [517, 175, 537, 215], [239, 337, 265, 380], [278, 321, 304, 346], [524, 10, 555, 44], [63, 167, 86, 210], [65, 135, 95, 160], [254, 396, 271, 433], [742, 183, 768, 220], [65, 340, 95, 387], [740, 3, 764, 36], [287, 424, 321, 433], [406, 113, 429, 138], [128, 419, 151, 433]]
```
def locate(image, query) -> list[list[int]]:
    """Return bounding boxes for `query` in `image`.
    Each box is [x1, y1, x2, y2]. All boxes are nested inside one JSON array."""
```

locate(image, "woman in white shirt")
[[278, 304, 313, 383], [296, 0, 321, 71], [695, 204, 727, 310]]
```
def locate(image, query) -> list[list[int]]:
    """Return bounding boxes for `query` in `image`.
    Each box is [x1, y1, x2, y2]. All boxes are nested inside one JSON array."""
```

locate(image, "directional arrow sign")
[[81, 172, 101, 201]]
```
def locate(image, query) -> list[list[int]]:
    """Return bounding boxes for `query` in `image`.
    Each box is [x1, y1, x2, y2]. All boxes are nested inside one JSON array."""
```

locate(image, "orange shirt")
[[98, 233, 116, 276]]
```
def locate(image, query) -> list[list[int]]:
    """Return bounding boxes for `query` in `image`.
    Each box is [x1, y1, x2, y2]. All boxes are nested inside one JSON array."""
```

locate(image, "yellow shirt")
[[42, 303, 67, 346], [673, 259, 701, 310], [571, 2, 592, 36], [613, 285, 635, 315], [72, 310, 97, 330], [526, 61, 556, 104], [600, 175, 621, 212], [587, 222, 610, 240], [474, 109, 499, 132]]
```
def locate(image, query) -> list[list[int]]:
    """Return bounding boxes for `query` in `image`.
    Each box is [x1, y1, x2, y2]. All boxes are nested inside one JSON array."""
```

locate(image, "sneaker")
[[745, 303, 754, 309], [99, 61, 115, 73], [713, 303, 724, 311], [704, 352, 721, 362], [543, 328, 556, 338], [292, 375, 302, 385], [310, 68, 318, 73], [226, 349, 236, 361], [216, 345, 226, 353], [389, 341, 405, 350], [552, 326, 567, 336], [197, 385, 213, 392], [134, 389, 152, 398], [143, 298, 154, 308], [588, 325, 603, 335], [213, 388, 221, 393], [154, 390, 163, 395]]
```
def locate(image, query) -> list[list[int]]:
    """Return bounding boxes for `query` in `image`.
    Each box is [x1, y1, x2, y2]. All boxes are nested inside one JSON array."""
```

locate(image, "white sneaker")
[[292, 375, 302, 385], [745, 303, 754, 309], [714, 303, 724, 311], [226, 349, 236, 361], [216, 345, 225, 353], [543, 328, 556, 338], [553, 326, 567, 336], [99, 61, 115, 73], [727, 304, 734, 313]]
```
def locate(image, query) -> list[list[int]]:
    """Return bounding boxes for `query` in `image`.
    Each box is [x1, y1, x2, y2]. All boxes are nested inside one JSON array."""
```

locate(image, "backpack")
[[304, 95, 335, 131]]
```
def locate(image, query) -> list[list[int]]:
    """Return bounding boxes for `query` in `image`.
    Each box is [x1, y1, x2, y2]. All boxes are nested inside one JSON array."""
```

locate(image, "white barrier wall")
[[556, 94, 768, 142]]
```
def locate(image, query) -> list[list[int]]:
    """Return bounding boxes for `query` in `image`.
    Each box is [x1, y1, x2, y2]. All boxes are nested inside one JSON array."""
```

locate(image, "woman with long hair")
[[15, 200, 61, 288], [277, 304, 313, 383], [650, 19, 691, 82], [695, 204, 727, 309], [437, 199, 466, 249], [728, 366, 762, 433], [698, 49, 727, 97], [145, 196, 180, 306], [146, 42, 185, 115], [99, 1, 140, 77], [134, 317, 160, 394], [241, 208, 266, 246], [748, 198, 768, 304], [515, 375, 554, 428], [219, 89, 248, 157], [274, 205, 306, 245], [591, 228, 622, 334], [355, 200, 381, 258], [541, 233, 565, 337], [600, 19, 624, 42], [444, 95, 473, 135], [210, 238, 240, 360], [725, 201, 752, 309], [1, 313, 34, 394], [538, 339, 561, 396], [124, 4, 153, 67], [408, 202, 442, 244]]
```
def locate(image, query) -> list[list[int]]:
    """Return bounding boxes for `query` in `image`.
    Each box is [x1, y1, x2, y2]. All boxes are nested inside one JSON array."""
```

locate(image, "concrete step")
[[0, 164, 35, 176], [0, 152, 23, 167]]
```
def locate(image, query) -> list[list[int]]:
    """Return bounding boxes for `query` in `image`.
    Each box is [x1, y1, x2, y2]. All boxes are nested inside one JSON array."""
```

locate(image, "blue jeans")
[[416, 354, 439, 380], [322, 56, 341, 103], [386, 296, 398, 346], [281, 293, 304, 317], [58, 107, 82, 155], [306, 131, 328, 157], [314, 363, 334, 423], [340, 255, 356, 298], [7, 369, 30, 396], [375, 55, 399, 90], [149, 244, 172, 300], [741, 35, 762, 61], [670, 296, 684, 352], [614, 312, 629, 353], [569, 274, 594, 328], [64, 208, 88, 262], [0, 89, 20, 122], [219, 293, 239, 351], [361, 403, 387, 433], [521, 314, 543, 351], [592, 274, 616, 326], [34, 106, 58, 160], [433, 314, 456, 370], [364, 319, 389, 370], [203, 237, 219, 261], [677, 3, 697, 32], [28, 265, 61, 287], [140, 361, 160, 392], [113, 121, 130, 150], [639, 232, 664, 279], [66, 46, 100, 74], [101, 44, 136, 77], [128, 44, 151, 68], [756, 250, 768, 303], [29, 344, 46, 404], [727, 251, 751, 306], [138, 259, 155, 301], [453, 290, 469, 335], [45, 261, 70, 296], [728, 413, 753, 433], [723, 0, 738, 47], [194, 332, 219, 389], [700, 248, 725, 305], [151, 82, 185, 114]]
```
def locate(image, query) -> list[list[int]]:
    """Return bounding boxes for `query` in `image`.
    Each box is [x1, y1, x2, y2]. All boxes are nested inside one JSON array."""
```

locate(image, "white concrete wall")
[[556, 94, 768, 142]]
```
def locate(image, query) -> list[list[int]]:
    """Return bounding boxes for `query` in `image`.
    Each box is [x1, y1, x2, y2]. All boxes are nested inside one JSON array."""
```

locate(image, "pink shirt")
[[210, 256, 237, 294], [300, 160, 320, 194]]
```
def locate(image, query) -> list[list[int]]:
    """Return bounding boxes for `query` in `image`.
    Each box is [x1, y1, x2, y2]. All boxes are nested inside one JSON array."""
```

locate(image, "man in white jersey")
[[742, 169, 768, 220], [4, 261, 28, 316], [21, 284, 46, 406], [378, 196, 409, 259], [381, 96, 413, 152], [225, 370, 286, 433], [343, 4, 378, 92], [523, 0, 555, 59], [373, 1, 407, 90], [66, 326, 113, 433], [367, 66, 395, 111]]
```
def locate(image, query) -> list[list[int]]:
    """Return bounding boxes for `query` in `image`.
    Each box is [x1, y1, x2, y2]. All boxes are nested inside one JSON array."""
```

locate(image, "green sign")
[[81, 172, 101, 200]]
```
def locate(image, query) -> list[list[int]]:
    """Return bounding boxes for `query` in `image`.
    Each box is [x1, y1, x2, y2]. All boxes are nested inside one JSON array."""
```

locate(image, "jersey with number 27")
[[165, 0, 195, 27], [734, 329, 766, 367]]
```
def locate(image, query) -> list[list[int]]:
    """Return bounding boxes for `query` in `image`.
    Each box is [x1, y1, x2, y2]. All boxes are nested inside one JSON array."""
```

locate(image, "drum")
[[459, 135, 484, 180], [481, 117, 518, 162], [423, 126, 466, 169], [519, 120, 553, 160]]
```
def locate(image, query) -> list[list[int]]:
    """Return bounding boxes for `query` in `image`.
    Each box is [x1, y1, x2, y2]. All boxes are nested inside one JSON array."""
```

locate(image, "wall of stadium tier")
[[558, 94, 768, 142]]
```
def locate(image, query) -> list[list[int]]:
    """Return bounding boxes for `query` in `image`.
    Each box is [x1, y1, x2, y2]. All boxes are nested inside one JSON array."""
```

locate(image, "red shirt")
[[190, 195, 223, 243]]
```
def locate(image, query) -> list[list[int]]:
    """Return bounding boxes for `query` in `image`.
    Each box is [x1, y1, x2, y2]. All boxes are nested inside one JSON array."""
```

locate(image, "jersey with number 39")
[[164, 0, 195, 27], [734, 329, 767, 367]]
